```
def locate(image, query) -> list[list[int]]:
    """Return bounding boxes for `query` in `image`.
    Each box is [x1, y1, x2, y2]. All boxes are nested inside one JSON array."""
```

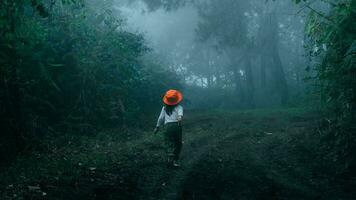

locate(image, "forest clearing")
[[1, 108, 355, 199], [1, 0, 355, 199]]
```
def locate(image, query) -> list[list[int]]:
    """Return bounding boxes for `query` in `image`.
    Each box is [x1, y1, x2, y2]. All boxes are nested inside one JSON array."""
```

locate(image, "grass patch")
[[1, 107, 330, 200]]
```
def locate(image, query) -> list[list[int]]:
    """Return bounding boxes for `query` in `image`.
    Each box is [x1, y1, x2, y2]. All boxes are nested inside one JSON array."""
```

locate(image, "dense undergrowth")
[[0, 0, 181, 162], [304, 0, 356, 174]]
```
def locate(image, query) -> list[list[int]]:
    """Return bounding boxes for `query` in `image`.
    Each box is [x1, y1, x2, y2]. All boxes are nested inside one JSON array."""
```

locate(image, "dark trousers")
[[163, 122, 182, 161]]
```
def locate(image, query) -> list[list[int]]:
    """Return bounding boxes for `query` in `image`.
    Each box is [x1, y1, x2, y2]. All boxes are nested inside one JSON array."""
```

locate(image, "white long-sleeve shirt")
[[156, 105, 183, 127]]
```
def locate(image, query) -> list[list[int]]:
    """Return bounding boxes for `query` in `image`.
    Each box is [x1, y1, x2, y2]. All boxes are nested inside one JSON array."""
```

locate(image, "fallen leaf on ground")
[[28, 186, 40, 191]]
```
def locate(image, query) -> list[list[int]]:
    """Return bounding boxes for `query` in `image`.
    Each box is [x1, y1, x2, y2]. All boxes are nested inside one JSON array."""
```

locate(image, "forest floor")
[[1, 108, 356, 200]]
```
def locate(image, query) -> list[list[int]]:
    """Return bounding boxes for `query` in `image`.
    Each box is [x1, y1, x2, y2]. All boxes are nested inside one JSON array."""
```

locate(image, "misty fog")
[[115, 0, 311, 109], [1, 0, 355, 199]]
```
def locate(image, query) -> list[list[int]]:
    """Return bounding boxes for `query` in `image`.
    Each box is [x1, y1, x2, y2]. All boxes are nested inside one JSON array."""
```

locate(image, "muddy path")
[[1, 109, 355, 200], [134, 110, 355, 200]]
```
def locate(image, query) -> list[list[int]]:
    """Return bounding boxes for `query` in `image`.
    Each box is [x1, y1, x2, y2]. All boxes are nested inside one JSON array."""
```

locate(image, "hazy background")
[[114, 0, 311, 109], [1, 0, 355, 198]]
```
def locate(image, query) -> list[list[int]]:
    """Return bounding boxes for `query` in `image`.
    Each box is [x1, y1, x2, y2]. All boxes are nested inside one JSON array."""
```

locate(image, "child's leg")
[[164, 124, 176, 163], [173, 125, 183, 161]]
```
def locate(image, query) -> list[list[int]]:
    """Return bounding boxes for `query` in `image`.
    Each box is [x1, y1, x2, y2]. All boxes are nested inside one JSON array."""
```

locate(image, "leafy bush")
[[0, 0, 181, 161], [304, 0, 356, 172]]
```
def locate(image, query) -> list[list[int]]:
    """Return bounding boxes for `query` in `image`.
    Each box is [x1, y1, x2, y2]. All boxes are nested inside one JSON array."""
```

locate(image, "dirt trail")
[[135, 110, 355, 200], [158, 117, 237, 200], [2, 109, 355, 200]]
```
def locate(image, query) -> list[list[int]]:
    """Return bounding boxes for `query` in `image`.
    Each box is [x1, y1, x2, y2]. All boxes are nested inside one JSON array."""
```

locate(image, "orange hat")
[[163, 89, 183, 106]]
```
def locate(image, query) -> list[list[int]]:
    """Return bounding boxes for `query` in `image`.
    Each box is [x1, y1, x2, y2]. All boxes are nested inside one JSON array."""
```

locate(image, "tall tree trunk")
[[271, 43, 289, 105], [233, 67, 244, 104], [260, 54, 267, 88], [7, 3, 25, 156], [245, 56, 255, 107], [268, 12, 289, 105]]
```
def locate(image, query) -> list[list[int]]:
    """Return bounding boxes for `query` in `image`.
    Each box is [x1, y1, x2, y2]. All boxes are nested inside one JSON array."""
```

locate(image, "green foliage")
[[294, 0, 307, 4], [140, 0, 186, 11], [0, 0, 181, 160], [305, 0, 356, 171]]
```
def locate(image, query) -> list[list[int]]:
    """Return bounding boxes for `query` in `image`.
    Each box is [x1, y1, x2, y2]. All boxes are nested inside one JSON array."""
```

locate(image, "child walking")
[[154, 89, 183, 167]]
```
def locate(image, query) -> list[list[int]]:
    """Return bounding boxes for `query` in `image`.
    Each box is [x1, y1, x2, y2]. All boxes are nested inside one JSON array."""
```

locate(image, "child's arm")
[[154, 107, 165, 134], [177, 105, 183, 125]]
